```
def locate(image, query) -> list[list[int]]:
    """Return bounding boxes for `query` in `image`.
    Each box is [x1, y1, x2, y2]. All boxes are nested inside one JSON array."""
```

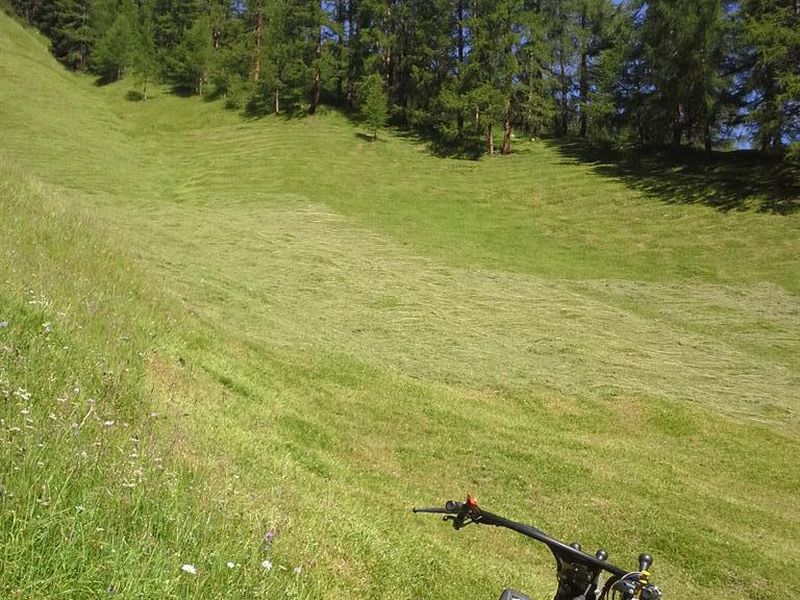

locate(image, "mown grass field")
[[2, 12, 800, 600]]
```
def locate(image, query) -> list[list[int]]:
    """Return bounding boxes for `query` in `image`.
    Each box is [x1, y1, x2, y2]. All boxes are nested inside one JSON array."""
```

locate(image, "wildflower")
[[103, 420, 115, 428], [20, 409, 30, 415], [263, 527, 276, 548], [181, 564, 198, 575], [293, 565, 302, 575], [226, 561, 236, 569], [261, 560, 273, 571], [76, 505, 85, 513], [43, 322, 52, 333], [0, 320, 8, 328]]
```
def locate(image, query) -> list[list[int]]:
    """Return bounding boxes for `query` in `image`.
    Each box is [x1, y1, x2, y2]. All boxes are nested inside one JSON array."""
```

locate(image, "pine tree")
[[133, 0, 159, 99], [515, 5, 556, 138], [170, 12, 212, 94], [91, 0, 138, 82], [640, 0, 726, 148], [740, 0, 800, 151], [358, 72, 388, 138], [465, 0, 524, 155], [52, 0, 93, 70]]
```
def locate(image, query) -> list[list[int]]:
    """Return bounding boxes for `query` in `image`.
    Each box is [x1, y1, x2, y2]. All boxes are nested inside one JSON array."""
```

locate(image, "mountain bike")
[[414, 495, 662, 600]]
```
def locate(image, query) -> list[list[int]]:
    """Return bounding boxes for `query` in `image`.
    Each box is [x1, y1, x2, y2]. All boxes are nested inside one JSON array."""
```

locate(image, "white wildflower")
[[293, 565, 302, 575], [103, 420, 115, 427], [181, 564, 198, 576], [226, 561, 236, 569], [261, 560, 273, 571]]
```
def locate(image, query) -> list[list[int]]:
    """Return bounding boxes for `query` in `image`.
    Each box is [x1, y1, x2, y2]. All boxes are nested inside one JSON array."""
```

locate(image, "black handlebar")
[[414, 499, 628, 578], [414, 496, 662, 600]]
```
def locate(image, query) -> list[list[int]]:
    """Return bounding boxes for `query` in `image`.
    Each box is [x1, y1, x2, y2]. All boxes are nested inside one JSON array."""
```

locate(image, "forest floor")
[[2, 13, 799, 600]]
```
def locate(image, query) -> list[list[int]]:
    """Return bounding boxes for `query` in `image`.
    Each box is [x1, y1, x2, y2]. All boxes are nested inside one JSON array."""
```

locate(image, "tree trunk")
[[579, 53, 589, 137], [487, 123, 494, 156], [457, 0, 465, 67], [253, 8, 263, 82], [308, 26, 322, 114], [346, 0, 358, 109], [502, 116, 512, 155], [383, 0, 393, 88], [274, 90, 280, 114], [335, 0, 346, 104], [143, 76, 149, 101], [579, 9, 589, 138], [672, 104, 682, 147]]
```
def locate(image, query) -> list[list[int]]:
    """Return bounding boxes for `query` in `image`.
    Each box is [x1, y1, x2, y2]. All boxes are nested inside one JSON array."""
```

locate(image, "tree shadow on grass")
[[550, 139, 800, 215], [355, 132, 384, 142]]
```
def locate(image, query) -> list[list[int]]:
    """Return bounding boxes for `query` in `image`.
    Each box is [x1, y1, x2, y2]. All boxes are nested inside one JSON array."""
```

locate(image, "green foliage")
[[132, 0, 159, 100], [52, 0, 92, 69], [90, 0, 138, 82], [169, 13, 212, 94], [6, 0, 800, 154], [357, 72, 388, 138], [640, 0, 727, 148], [739, 0, 800, 151]]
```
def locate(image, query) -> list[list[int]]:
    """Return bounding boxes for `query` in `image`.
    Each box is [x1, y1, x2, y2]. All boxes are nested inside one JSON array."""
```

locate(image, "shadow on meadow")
[[549, 139, 800, 215]]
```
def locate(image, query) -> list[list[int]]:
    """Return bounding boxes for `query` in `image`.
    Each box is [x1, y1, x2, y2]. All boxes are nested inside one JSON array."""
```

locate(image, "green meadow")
[[2, 12, 799, 600]]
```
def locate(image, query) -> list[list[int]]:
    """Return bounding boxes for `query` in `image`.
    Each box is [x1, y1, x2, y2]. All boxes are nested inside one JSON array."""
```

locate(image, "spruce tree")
[[170, 12, 212, 94], [358, 72, 388, 139], [740, 0, 800, 151], [133, 0, 159, 99], [91, 0, 138, 82], [52, 0, 93, 70], [640, 0, 726, 148]]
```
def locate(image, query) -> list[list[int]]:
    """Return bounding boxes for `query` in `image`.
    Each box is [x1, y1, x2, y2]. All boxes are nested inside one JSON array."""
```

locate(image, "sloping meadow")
[[2, 11, 800, 600]]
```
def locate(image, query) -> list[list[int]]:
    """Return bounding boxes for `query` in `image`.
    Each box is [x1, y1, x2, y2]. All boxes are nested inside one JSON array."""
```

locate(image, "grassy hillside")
[[2, 12, 799, 600]]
